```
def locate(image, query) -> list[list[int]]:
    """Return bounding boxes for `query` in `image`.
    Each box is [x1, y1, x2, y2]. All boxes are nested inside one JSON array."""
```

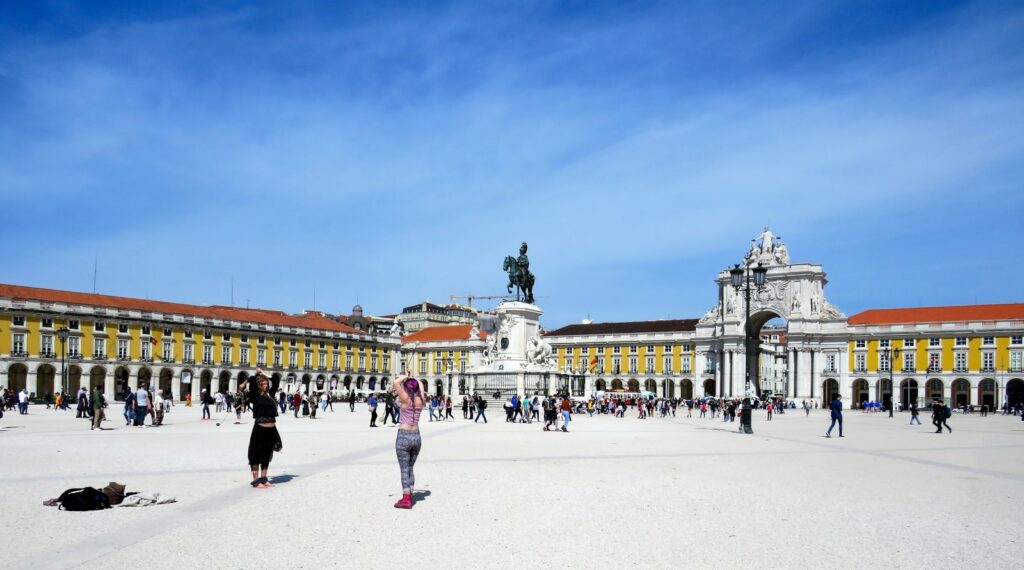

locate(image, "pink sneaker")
[[393, 493, 413, 509]]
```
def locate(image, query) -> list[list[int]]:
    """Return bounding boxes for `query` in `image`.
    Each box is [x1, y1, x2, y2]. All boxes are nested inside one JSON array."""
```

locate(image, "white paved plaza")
[[1, 403, 1021, 569]]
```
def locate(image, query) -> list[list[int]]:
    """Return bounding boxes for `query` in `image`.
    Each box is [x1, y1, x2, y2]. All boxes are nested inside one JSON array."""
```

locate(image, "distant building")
[[396, 301, 478, 333], [339, 304, 398, 336]]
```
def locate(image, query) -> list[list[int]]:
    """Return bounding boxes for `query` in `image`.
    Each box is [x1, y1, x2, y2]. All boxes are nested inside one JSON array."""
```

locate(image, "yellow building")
[[0, 283, 399, 401]]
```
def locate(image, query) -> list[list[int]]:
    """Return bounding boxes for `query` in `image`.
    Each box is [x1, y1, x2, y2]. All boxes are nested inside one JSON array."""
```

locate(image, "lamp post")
[[881, 346, 901, 417], [57, 327, 70, 404], [729, 262, 768, 434]]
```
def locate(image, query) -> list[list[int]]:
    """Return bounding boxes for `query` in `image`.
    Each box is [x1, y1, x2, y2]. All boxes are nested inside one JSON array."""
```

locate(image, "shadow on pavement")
[[269, 474, 299, 485], [412, 490, 432, 502]]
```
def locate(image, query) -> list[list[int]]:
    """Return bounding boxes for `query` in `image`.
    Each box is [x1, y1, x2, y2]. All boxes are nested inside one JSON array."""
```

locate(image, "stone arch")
[[978, 378, 996, 409], [343, 375, 352, 389], [37, 363, 57, 396], [270, 373, 282, 394], [1006, 378, 1024, 408], [821, 378, 839, 407], [747, 309, 789, 399], [329, 374, 339, 390], [138, 366, 153, 390], [644, 379, 657, 393], [662, 379, 675, 398], [369, 376, 377, 391], [419, 379, 428, 394], [627, 379, 640, 392], [218, 370, 231, 393], [89, 366, 107, 393], [876, 378, 893, 410], [611, 379, 623, 390], [357, 376, 365, 390], [114, 366, 132, 400], [852, 379, 869, 408], [158, 368, 174, 397], [68, 364, 83, 394], [951, 378, 971, 407], [900, 378, 919, 407], [925, 378, 944, 402], [595, 379, 607, 392], [7, 363, 28, 394], [434, 379, 444, 397], [200, 369, 214, 395], [180, 369, 194, 401], [703, 378, 716, 396], [679, 379, 694, 400]]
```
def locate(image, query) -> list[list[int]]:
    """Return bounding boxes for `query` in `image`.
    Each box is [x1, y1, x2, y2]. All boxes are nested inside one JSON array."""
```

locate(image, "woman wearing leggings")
[[393, 371, 424, 509], [245, 370, 282, 489]]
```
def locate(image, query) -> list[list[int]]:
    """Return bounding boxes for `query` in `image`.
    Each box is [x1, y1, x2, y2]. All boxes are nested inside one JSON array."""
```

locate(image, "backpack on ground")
[[58, 487, 111, 511]]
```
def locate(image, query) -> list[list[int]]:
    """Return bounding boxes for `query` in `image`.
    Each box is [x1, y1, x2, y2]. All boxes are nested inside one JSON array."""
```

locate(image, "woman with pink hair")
[[392, 369, 426, 509]]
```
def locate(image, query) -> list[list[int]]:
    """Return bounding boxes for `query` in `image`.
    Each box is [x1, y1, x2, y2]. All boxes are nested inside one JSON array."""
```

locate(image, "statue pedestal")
[[494, 301, 542, 366]]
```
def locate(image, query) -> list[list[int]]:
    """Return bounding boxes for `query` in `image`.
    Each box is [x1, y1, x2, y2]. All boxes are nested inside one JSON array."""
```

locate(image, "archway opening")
[[703, 378, 715, 397], [644, 379, 657, 394], [595, 379, 607, 392], [852, 379, 869, 408], [138, 367, 153, 391], [200, 370, 213, 395], [1007, 379, 1024, 407], [89, 366, 106, 393], [876, 379, 893, 410], [752, 314, 789, 399], [821, 378, 839, 407], [680, 379, 694, 400], [218, 371, 231, 394], [900, 379, 919, 407], [115, 366, 132, 400], [925, 378, 944, 402], [159, 368, 174, 398], [611, 379, 623, 390], [37, 364, 56, 397], [951, 379, 971, 407], [978, 379, 996, 409], [7, 363, 28, 394], [662, 379, 675, 398], [627, 379, 640, 392]]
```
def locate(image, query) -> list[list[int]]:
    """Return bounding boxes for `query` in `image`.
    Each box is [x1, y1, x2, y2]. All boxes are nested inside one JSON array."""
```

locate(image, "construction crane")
[[449, 293, 550, 308], [449, 294, 512, 308]]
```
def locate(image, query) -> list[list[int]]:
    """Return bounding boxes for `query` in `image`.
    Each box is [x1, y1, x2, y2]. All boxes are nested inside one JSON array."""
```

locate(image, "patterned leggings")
[[396, 429, 422, 493]]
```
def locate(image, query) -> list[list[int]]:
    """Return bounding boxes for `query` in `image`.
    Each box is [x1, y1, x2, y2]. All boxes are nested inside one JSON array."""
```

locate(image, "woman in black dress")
[[245, 370, 282, 488]]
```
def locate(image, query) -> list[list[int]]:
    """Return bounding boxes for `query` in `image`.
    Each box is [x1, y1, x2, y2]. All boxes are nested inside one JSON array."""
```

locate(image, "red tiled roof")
[[0, 283, 366, 335], [849, 303, 1024, 325], [401, 324, 486, 343], [544, 319, 699, 337]]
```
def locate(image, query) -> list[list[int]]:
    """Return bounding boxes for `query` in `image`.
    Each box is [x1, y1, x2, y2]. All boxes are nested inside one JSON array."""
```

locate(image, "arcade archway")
[[951, 379, 971, 407], [821, 378, 839, 407], [852, 379, 869, 408], [703, 379, 715, 396], [1007, 379, 1024, 408], [679, 379, 694, 400], [900, 379, 919, 407], [7, 363, 28, 394]]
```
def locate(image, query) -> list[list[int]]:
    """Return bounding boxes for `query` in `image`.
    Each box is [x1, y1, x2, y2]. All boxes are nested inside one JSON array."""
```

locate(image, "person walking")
[[18, 388, 29, 414], [825, 394, 844, 438], [382, 391, 394, 426], [91, 384, 104, 430], [200, 389, 212, 420], [368, 393, 379, 427], [243, 371, 282, 489], [909, 402, 921, 425], [153, 389, 166, 426], [348, 391, 356, 413], [936, 400, 952, 433], [292, 392, 301, 418], [560, 396, 572, 432], [445, 396, 454, 421], [931, 400, 944, 433], [474, 394, 488, 423], [462, 395, 469, 419], [766, 401, 774, 421], [392, 372, 425, 509], [134, 384, 151, 427]]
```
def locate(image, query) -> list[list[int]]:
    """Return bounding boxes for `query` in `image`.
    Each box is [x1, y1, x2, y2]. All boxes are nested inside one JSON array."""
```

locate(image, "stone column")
[[787, 349, 795, 398], [798, 350, 812, 400], [103, 369, 115, 402], [27, 367, 38, 399]]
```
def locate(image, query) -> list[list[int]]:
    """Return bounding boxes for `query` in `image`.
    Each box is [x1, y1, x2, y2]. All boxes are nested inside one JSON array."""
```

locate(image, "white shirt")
[[19, 390, 29, 403]]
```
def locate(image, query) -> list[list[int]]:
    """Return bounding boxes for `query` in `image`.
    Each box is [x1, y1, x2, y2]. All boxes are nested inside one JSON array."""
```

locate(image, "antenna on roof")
[[92, 256, 98, 294], [246, 298, 250, 309]]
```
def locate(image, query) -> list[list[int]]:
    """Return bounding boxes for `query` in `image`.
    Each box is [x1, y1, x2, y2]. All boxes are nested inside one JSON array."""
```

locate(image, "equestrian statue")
[[503, 241, 536, 304]]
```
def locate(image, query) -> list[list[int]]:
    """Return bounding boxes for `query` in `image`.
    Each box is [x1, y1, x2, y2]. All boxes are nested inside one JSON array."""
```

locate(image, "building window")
[[663, 356, 673, 374], [223, 333, 231, 342], [613, 346, 621, 354], [140, 340, 150, 360], [184, 329, 193, 339], [163, 328, 172, 336], [855, 353, 866, 372], [240, 335, 248, 343], [93, 338, 105, 357], [68, 336, 80, 357], [597, 356, 605, 373], [203, 345, 213, 364], [117, 339, 129, 359], [1012, 336, 1023, 345], [346, 354, 353, 369], [304, 340, 311, 348], [419, 359, 427, 374], [203, 330, 213, 340], [955, 337, 967, 347], [982, 336, 994, 345], [274, 337, 281, 345], [903, 337, 915, 347], [257, 348, 266, 366], [954, 352, 967, 372], [258, 336, 266, 344], [41, 334, 54, 356], [879, 339, 890, 348], [42, 318, 53, 328], [118, 324, 129, 334], [629, 345, 638, 354], [928, 353, 941, 372], [303, 353, 311, 368], [12, 333, 25, 354], [163, 342, 173, 360], [929, 337, 940, 347], [95, 322, 105, 332], [855, 339, 866, 349], [681, 355, 692, 373], [273, 350, 281, 367], [581, 347, 589, 355], [1011, 351, 1023, 372], [240, 347, 249, 365], [903, 351, 915, 371], [331, 354, 339, 369], [141, 325, 151, 335], [825, 354, 837, 372], [359, 355, 365, 370], [613, 357, 621, 375], [319, 353, 326, 368], [289, 351, 297, 366], [289, 339, 296, 347], [982, 351, 994, 371], [12, 316, 25, 326], [184, 344, 194, 362], [645, 356, 653, 373], [69, 319, 80, 330], [878, 352, 889, 372], [221, 346, 231, 364]]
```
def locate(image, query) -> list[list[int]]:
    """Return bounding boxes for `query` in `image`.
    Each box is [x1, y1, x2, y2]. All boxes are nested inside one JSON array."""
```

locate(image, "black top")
[[248, 391, 279, 421]]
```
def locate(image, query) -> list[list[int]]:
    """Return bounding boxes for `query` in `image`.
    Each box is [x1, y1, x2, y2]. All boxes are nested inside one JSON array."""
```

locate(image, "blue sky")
[[1, 0, 1023, 328]]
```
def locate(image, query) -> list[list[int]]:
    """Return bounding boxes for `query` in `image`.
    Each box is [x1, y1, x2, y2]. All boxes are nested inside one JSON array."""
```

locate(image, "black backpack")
[[58, 487, 111, 511]]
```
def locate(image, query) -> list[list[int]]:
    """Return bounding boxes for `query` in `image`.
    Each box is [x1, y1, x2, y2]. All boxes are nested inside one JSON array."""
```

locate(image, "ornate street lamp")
[[881, 345, 901, 416], [57, 327, 70, 402], [729, 262, 767, 434]]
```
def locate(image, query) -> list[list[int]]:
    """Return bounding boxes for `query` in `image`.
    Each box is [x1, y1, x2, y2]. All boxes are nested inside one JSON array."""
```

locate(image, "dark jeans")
[[135, 405, 148, 426], [827, 415, 843, 436], [370, 408, 378, 426], [475, 408, 487, 423]]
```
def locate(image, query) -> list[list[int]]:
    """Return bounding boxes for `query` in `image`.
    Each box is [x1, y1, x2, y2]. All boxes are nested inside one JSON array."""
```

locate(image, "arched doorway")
[[748, 311, 789, 399], [200, 369, 213, 395], [435, 379, 444, 397], [821, 379, 839, 407], [680, 379, 694, 400], [7, 363, 28, 394], [852, 379, 869, 408], [876, 379, 893, 410], [89, 366, 106, 393], [37, 364, 56, 397], [115, 366, 131, 399], [611, 379, 623, 390], [419, 379, 428, 394], [925, 378, 944, 402], [703, 379, 716, 396], [329, 374, 339, 391], [270, 373, 282, 394], [369, 377, 377, 391], [978, 378, 996, 409], [138, 367, 153, 390], [662, 379, 675, 398], [357, 376, 365, 391], [68, 365, 83, 394], [218, 371, 231, 393], [627, 379, 640, 392], [159, 368, 174, 397], [301, 373, 312, 394], [900, 379, 919, 407], [285, 373, 297, 394], [237, 370, 249, 392], [343, 376, 352, 389], [180, 370, 194, 401], [595, 379, 607, 392], [1007, 379, 1024, 407], [951, 379, 970, 407], [644, 379, 657, 393]]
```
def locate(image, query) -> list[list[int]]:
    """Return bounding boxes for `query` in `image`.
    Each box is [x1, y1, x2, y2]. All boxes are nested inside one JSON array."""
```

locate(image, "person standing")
[[939, 401, 952, 433], [243, 371, 282, 489], [382, 391, 394, 426], [445, 396, 454, 421], [392, 372, 425, 509], [292, 392, 301, 418], [368, 393, 379, 427], [474, 394, 488, 423], [18, 388, 29, 414], [91, 385, 104, 430], [931, 400, 944, 433], [909, 402, 921, 425], [825, 394, 843, 438], [134, 384, 151, 427], [348, 391, 356, 412], [201, 389, 212, 420], [560, 396, 572, 432], [766, 401, 774, 421], [462, 396, 469, 419], [153, 390, 165, 426]]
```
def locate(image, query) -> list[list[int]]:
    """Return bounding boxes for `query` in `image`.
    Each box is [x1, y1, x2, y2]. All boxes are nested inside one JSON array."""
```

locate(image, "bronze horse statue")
[[503, 255, 535, 304]]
